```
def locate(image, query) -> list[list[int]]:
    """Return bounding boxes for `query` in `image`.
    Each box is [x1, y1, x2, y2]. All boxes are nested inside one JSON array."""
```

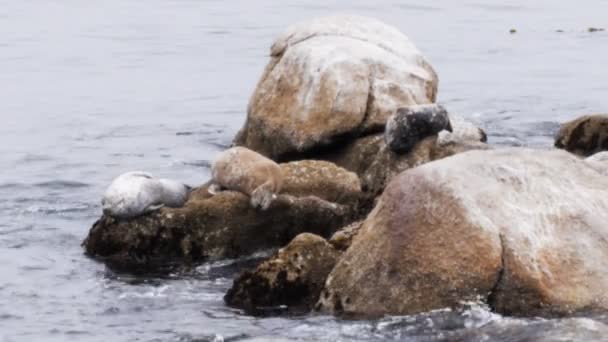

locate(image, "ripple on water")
[[33, 180, 91, 189]]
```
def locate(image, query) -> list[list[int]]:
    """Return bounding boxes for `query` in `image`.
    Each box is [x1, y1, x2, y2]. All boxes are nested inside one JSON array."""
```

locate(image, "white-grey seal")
[[101, 171, 190, 218], [385, 104, 453, 154], [211, 147, 283, 210]]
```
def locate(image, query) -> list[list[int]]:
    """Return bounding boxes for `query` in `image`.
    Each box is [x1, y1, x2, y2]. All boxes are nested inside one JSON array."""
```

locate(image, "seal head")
[[385, 104, 452, 154]]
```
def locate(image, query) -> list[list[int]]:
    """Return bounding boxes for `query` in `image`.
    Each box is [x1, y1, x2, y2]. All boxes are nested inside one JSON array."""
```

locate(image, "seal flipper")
[[250, 181, 275, 210], [145, 203, 165, 213]]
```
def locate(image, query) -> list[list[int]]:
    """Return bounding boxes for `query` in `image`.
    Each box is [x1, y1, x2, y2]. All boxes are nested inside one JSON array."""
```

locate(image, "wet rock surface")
[[554, 114, 608, 156], [83, 161, 362, 271], [318, 132, 489, 198], [224, 233, 340, 314], [234, 15, 438, 160], [319, 148, 608, 318]]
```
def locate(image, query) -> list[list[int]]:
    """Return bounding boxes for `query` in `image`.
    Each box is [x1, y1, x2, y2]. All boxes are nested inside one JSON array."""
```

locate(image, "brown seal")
[[211, 147, 283, 209]]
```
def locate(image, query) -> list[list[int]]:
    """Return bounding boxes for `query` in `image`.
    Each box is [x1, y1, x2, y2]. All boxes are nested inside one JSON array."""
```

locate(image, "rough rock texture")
[[555, 114, 608, 156], [225, 233, 340, 314], [328, 220, 364, 251], [585, 151, 608, 175], [234, 15, 438, 160], [319, 132, 489, 197], [83, 161, 361, 271], [318, 148, 608, 318]]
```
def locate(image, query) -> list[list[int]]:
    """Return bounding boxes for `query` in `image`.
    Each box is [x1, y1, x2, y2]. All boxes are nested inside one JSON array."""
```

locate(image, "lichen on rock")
[[234, 15, 438, 160], [318, 148, 608, 318]]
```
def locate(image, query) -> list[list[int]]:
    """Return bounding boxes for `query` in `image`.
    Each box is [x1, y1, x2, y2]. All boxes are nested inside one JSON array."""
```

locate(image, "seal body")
[[555, 115, 608, 156], [385, 104, 453, 154], [101, 171, 190, 219], [211, 147, 283, 209]]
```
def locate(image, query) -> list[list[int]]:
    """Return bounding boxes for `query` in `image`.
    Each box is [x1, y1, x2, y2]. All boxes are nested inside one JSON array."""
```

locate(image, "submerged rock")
[[234, 15, 438, 160], [83, 161, 361, 271], [554, 114, 608, 156], [318, 148, 608, 318], [225, 233, 340, 314]]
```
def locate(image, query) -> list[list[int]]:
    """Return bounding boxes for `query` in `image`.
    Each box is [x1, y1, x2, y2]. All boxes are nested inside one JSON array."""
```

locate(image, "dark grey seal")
[[385, 104, 453, 154]]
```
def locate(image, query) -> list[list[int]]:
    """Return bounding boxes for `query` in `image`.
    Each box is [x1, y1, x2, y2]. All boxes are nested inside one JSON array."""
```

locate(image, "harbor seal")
[[211, 147, 283, 210], [101, 171, 190, 219], [385, 104, 453, 154], [555, 115, 608, 156]]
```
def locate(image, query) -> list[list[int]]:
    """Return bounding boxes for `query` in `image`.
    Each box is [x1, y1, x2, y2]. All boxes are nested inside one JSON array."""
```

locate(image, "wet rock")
[[328, 220, 364, 251], [83, 161, 361, 271], [225, 233, 340, 314], [385, 104, 452, 154], [234, 15, 438, 160], [318, 148, 608, 318], [319, 129, 489, 198], [554, 114, 608, 156]]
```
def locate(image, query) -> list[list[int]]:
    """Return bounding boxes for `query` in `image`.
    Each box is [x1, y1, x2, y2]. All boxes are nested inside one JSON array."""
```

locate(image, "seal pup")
[[385, 104, 453, 154], [102, 171, 190, 219], [211, 147, 283, 210]]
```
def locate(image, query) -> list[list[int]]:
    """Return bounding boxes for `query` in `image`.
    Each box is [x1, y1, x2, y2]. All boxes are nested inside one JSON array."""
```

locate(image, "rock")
[[280, 160, 361, 204], [83, 160, 362, 271], [438, 113, 487, 145], [319, 131, 489, 198], [318, 148, 608, 318], [234, 15, 438, 160], [224, 233, 340, 314], [328, 220, 364, 251], [585, 151, 608, 175], [385, 104, 452, 154], [554, 114, 608, 156]]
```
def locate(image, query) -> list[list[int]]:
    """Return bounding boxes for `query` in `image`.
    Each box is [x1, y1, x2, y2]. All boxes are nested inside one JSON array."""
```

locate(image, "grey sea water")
[[1, 1, 608, 341]]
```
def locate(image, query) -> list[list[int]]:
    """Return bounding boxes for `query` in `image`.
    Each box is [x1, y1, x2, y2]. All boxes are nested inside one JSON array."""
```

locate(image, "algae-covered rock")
[[83, 160, 361, 271], [224, 233, 340, 314]]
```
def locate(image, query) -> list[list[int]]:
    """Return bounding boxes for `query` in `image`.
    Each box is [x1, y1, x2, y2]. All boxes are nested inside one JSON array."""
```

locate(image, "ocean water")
[[1, 1, 608, 341]]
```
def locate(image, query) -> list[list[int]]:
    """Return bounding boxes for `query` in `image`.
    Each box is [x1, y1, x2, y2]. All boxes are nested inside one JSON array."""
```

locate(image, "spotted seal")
[[385, 104, 453, 154]]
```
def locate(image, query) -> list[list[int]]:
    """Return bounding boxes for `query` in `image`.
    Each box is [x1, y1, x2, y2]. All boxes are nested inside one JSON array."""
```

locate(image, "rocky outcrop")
[[555, 114, 608, 156], [83, 161, 361, 271], [234, 15, 438, 160], [318, 148, 608, 318], [225, 233, 340, 314], [317, 132, 489, 197], [328, 220, 364, 251]]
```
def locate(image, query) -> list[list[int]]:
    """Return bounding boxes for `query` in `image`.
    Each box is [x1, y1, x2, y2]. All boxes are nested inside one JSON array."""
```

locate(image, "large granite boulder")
[[234, 15, 438, 160], [318, 148, 608, 318], [225, 233, 340, 314], [83, 160, 362, 271], [555, 114, 608, 156]]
